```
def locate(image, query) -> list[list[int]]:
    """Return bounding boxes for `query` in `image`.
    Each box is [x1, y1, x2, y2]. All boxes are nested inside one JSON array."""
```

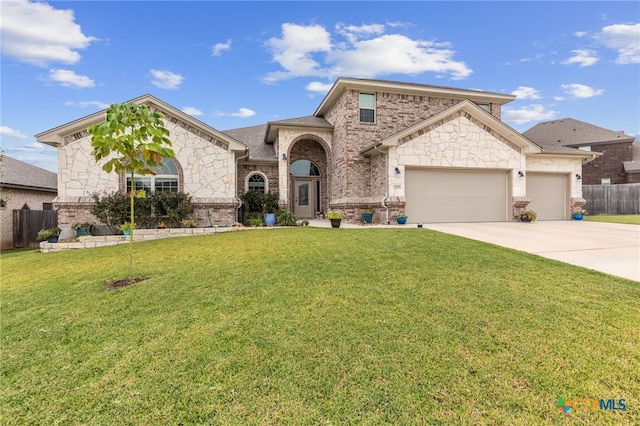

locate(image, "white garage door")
[[405, 169, 509, 223], [526, 173, 568, 220]]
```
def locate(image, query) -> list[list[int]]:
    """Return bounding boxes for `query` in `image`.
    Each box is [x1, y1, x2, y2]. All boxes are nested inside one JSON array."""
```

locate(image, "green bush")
[[91, 191, 194, 230], [240, 191, 279, 224], [277, 210, 297, 226]]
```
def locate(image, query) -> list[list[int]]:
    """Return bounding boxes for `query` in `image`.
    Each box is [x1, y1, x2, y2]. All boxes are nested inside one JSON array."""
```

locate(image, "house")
[[523, 118, 639, 185], [0, 155, 57, 249], [36, 77, 599, 234]]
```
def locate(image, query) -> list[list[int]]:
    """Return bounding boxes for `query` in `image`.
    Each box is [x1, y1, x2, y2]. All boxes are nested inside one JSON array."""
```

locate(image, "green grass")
[[585, 214, 640, 225], [2, 229, 638, 425]]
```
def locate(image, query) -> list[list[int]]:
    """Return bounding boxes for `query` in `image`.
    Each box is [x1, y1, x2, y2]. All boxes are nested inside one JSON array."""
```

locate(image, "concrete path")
[[307, 219, 640, 282]]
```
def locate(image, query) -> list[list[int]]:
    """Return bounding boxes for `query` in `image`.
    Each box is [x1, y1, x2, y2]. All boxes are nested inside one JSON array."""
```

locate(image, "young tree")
[[88, 102, 175, 279]]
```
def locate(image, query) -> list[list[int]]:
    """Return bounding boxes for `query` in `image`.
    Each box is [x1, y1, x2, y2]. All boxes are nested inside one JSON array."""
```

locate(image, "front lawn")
[[2, 229, 638, 424], [585, 214, 640, 225]]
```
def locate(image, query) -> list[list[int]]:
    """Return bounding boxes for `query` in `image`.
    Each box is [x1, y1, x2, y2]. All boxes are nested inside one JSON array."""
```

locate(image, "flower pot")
[[123, 230, 131, 236], [264, 213, 276, 226], [397, 217, 407, 225], [330, 218, 341, 228], [46, 236, 59, 243], [361, 213, 373, 224], [572, 214, 584, 220], [520, 217, 531, 222]]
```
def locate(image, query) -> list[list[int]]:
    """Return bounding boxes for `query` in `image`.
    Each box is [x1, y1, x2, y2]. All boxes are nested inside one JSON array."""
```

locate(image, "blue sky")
[[1, 0, 639, 172]]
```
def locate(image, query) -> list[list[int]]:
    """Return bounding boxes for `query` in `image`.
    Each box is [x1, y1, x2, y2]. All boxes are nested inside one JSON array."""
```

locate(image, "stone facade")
[[582, 142, 633, 185]]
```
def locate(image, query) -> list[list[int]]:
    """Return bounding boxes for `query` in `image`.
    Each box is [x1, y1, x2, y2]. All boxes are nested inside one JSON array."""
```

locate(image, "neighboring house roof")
[[0, 155, 57, 192], [35, 94, 247, 153], [315, 77, 517, 117], [523, 118, 636, 151]]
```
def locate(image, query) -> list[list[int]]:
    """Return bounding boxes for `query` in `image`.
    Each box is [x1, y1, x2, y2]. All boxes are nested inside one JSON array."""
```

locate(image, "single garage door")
[[526, 173, 568, 220], [405, 169, 509, 223]]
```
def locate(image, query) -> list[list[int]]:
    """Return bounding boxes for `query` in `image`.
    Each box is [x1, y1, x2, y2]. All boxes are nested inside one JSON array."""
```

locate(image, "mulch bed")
[[107, 276, 149, 290]]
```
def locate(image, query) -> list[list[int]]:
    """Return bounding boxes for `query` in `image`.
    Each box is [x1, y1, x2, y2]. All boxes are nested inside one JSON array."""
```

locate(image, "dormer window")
[[359, 93, 375, 123]]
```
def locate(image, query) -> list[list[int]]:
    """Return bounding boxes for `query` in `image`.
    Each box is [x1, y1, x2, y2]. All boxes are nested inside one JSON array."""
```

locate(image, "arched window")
[[127, 158, 179, 193], [290, 159, 320, 176], [247, 173, 266, 193]]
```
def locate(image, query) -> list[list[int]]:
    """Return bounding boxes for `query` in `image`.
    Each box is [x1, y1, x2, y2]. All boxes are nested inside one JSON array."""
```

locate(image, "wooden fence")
[[582, 183, 640, 215], [12, 209, 58, 249]]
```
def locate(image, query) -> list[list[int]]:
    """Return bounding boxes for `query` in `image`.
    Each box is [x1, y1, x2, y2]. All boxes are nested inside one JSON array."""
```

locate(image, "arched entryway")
[[287, 137, 328, 218]]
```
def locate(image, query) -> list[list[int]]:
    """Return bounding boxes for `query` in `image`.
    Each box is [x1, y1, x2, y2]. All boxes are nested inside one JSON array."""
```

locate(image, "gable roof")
[[222, 124, 274, 161], [362, 99, 541, 155], [35, 94, 247, 153], [0, 155, 57, 192], [523, 118, 636, 151], [315, 77, 516, 117]]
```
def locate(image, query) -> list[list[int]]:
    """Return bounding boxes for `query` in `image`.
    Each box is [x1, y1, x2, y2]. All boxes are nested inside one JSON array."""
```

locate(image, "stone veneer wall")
[[0, 188, 57, 250], [581, 142, 633, 185], [53, 118, 240, 234], [323, 88, 500, 221]]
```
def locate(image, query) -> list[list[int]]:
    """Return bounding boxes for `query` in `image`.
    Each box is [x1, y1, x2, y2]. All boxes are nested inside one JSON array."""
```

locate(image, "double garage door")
[[405, 169, 509, 223], [405, 169, 569, 222]]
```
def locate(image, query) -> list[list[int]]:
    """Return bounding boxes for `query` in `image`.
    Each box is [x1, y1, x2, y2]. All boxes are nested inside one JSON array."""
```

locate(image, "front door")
[[294, 179, 314, 218]]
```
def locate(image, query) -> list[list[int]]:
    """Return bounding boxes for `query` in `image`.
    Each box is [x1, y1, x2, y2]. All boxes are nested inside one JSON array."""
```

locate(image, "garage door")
[[526, 173, 568, 220], [405, 169, 509, 223]]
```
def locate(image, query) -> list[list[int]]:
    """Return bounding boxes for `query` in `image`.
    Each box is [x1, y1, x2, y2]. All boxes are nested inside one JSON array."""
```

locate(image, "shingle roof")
[[0, 155, 57, 192], [221, 124, 275, 161], [523, 118, 636, 152]]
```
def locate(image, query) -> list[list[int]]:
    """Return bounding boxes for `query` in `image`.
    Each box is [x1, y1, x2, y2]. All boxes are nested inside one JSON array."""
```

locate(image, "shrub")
[[277, 210, 297, 226], [240, 191, 279, 223]]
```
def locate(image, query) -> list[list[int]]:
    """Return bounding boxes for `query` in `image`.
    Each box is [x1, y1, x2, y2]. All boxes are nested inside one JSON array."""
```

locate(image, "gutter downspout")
[[234, 149, 250, 223], [372, 144, 390, 224]]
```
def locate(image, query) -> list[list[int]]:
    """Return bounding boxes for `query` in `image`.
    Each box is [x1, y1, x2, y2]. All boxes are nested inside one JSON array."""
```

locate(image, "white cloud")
[[0, 0, 96, 66], [263, 22, 472, 83], [560, 83, 604, 98], [502, 105, 557, 125], [306, 81, 334, 94], [150, 69, 184, 89], [229, 108, 255, 118], [7, 142, 53, 153], [48, 69, 95, 88], [212, 39, 232, 56], [511, 86, 541, 100], [595, 23, 640, 64], [0, 126, 28, 140], [214, 108, 256, 118], [563, 49, 599, 67], [64, 100, 110, 109], [181, 107, 203, 116]]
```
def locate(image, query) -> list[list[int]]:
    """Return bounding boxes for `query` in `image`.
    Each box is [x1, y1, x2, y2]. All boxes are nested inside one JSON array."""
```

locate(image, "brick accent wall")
[[237, 162, 279, 197], [289, 138, 329, 213], [0, 188, 57, 250], [582, 142, 633, 185], [323, 88, 501, 221]]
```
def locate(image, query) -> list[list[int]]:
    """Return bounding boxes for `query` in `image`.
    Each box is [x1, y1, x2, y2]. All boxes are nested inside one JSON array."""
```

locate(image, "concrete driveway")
[[422, 221, 640, 282]]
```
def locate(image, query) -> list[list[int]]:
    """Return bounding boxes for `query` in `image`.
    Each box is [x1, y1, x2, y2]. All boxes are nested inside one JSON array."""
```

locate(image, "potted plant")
[[37, 226, 61, 243], [396, 214, 408, 225], [180, 219, 199, 228], [516, 210, 538, 222], [326, 210, 345, 228], [572, 209, 588, 220], [118, 222, 137, 236], [262, 203, 277, 226], [71, 222, 92, 237], [361, 209, 374, 224]]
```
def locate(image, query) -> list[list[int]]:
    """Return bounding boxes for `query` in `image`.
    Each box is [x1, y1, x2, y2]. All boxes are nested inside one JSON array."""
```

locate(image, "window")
[[127, 158, 179, 193], [359, 93, 375, 123], [290, 160, 320, 176], [248, 173, 266, 193], [578, 146, 592, 151], [477, 103, 491, 112], [601, 178, 611, 185]]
